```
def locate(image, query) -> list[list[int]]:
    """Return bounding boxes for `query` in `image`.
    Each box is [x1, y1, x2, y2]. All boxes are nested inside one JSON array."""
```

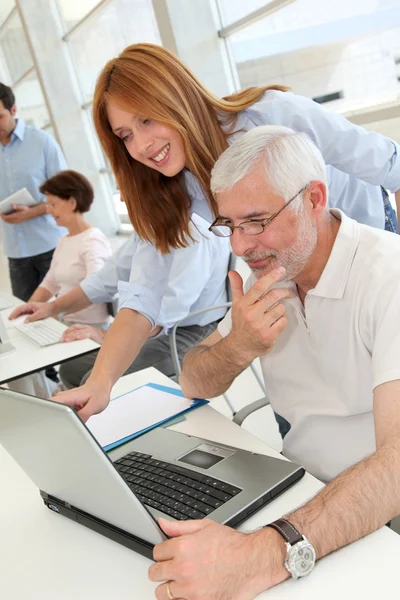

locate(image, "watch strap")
[[266, 518, 303, 546]]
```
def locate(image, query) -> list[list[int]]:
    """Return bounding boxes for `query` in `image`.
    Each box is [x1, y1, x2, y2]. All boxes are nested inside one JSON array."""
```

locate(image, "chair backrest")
[[106, 295, 120, 317], [226, 253, 237, 302]]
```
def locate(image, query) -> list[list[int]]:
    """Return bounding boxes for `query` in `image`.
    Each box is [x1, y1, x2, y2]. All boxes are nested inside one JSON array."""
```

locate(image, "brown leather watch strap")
[[266, 518, 303, 545]]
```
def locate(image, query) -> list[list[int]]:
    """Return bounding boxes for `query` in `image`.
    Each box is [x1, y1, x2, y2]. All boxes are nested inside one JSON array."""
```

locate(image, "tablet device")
[[0, 188, 36, 215]]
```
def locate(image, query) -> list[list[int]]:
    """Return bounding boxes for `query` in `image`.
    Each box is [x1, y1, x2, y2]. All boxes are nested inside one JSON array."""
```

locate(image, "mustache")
[[243, 250, 277, 264]]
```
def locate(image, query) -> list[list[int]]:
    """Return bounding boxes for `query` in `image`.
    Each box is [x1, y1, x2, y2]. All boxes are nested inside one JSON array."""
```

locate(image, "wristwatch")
[[266, 518, 316, 580]]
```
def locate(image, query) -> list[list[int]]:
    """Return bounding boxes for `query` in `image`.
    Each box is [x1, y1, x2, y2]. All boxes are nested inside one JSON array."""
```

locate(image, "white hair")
[[211, 125, 328, 212]]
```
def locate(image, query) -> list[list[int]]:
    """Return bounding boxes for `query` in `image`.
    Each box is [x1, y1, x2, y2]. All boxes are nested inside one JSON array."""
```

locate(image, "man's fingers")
[[228, 270, 244, 303], [257, 286, 293, 314], [258, 305, 288, 339], [243, 266, 286, 306], [154, 582, 183, 600], [158, 517, 210, 539], [267, 314, 288, 339], [152, 519, 211, 562]]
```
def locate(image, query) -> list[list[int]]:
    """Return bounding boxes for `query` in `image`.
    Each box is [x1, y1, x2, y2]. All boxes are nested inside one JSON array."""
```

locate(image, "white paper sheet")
[[86, 384, 197, 449]]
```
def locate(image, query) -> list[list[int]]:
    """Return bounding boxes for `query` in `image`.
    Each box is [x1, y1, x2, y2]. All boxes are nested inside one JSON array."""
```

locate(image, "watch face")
[[285, 539, 316, 579]]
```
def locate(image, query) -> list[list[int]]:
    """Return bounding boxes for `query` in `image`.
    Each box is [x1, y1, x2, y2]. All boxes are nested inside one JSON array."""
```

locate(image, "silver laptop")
[[0, 388, 304, 559]]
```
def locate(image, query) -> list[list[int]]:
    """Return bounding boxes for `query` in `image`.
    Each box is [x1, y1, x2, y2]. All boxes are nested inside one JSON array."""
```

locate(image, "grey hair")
[[210, 125, 328, 213]]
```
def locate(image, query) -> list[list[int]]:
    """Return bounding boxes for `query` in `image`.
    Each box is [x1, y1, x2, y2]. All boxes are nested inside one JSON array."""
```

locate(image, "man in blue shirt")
[[0, 82, 66, 301]]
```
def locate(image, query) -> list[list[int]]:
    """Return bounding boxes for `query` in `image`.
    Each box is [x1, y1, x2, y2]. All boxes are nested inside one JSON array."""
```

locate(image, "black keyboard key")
[[215, 482, 241, 495], [208, 489, 233, 502], [167, 464, 204, 482], [118, 450, 242, 520], [203, 496, 223, 509], [146, 499, 161, 509], [200, 504, 213, 515], [187, 509, 205, 519], [200, 476, 221, 486]]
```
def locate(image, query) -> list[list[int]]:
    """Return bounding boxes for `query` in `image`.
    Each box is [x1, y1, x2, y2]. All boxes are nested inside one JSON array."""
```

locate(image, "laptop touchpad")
[[178, 443, 234, 470]]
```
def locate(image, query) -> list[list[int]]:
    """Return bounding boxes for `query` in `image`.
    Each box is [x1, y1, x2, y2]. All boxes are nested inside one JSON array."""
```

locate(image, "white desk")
[[0, 301, 99, 384], [1, 367, 398, 599]]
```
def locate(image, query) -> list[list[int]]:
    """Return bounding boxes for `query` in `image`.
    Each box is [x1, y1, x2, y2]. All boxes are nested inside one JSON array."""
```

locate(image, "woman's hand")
[[52, 379, 111, 422], [61, 323, 106, 345], [9, 301, 52, 322]]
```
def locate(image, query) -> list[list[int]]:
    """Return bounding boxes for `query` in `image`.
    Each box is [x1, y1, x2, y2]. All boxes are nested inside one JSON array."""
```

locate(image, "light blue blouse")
[[81, 214, 230, 331]]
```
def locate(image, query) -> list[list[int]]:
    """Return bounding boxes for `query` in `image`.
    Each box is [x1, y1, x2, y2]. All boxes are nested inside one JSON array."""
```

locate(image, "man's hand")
[[148, 518, 288, 600], [61, 324, 105, 345], [227, 266, 291, 364], [1, 204, 33, 224], [8, 301, 54, 322], [52, 379, 111, 422]]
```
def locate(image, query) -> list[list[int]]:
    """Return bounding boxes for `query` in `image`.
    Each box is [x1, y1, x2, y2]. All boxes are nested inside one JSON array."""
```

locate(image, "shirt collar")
[[12, 118, 25, 141], [309, 209, 360, 300]]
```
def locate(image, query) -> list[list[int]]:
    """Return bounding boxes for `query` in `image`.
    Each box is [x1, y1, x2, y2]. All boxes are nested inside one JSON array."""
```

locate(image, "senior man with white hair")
[[148, 125, 400, 600]]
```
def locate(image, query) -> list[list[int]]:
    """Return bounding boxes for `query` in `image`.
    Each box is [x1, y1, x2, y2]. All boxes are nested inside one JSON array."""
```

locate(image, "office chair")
[[169, 254, 270, 418]]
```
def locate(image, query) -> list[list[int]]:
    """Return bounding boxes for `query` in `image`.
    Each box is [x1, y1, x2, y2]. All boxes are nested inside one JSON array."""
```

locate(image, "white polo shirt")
[[218, 210, 400, 482]]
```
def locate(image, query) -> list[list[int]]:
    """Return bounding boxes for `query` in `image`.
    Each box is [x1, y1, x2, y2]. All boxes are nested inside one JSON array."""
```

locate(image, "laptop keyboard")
[[115, 451, 242, 520]]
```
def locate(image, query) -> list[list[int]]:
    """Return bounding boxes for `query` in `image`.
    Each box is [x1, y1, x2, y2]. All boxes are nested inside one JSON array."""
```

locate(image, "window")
[[0, 1, 15, 27], [217, 0, 280, 28], [219, 0, 400, 111], [0, 10, 33, 84], [57, 0, 105, 29], [83, 102, 129, 222], [65, 0, 161, 102], [14, 69, 51, 130]]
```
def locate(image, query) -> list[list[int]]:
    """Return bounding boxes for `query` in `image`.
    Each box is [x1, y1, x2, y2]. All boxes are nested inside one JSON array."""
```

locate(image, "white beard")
[[245, 208, 318, 281]]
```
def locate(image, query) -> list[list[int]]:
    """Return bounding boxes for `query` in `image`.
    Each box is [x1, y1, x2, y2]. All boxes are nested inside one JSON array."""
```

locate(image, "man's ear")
[[10, 104, 17, 117], [308, 180, 327, 216]]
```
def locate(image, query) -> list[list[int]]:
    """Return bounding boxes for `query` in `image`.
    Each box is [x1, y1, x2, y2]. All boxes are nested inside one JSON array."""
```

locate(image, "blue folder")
[[103, 382, 208, 452]]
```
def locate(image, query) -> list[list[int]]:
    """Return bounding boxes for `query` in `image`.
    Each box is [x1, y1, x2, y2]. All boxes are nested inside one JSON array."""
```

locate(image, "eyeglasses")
[[209, 184, 309, 238]]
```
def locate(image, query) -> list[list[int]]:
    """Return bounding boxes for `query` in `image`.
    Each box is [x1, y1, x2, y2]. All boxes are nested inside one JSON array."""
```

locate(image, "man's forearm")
[[88, 308, 152, 390], [51, 286, 91, 316], [286, 440, 400, 560], [27, 202, 48, 219], [180, 336, 251, 399]]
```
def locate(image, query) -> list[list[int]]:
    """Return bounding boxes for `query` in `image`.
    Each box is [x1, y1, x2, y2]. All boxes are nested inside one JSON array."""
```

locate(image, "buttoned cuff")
[[79, 279, 113, 304], [117, 281, 161, 328]]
